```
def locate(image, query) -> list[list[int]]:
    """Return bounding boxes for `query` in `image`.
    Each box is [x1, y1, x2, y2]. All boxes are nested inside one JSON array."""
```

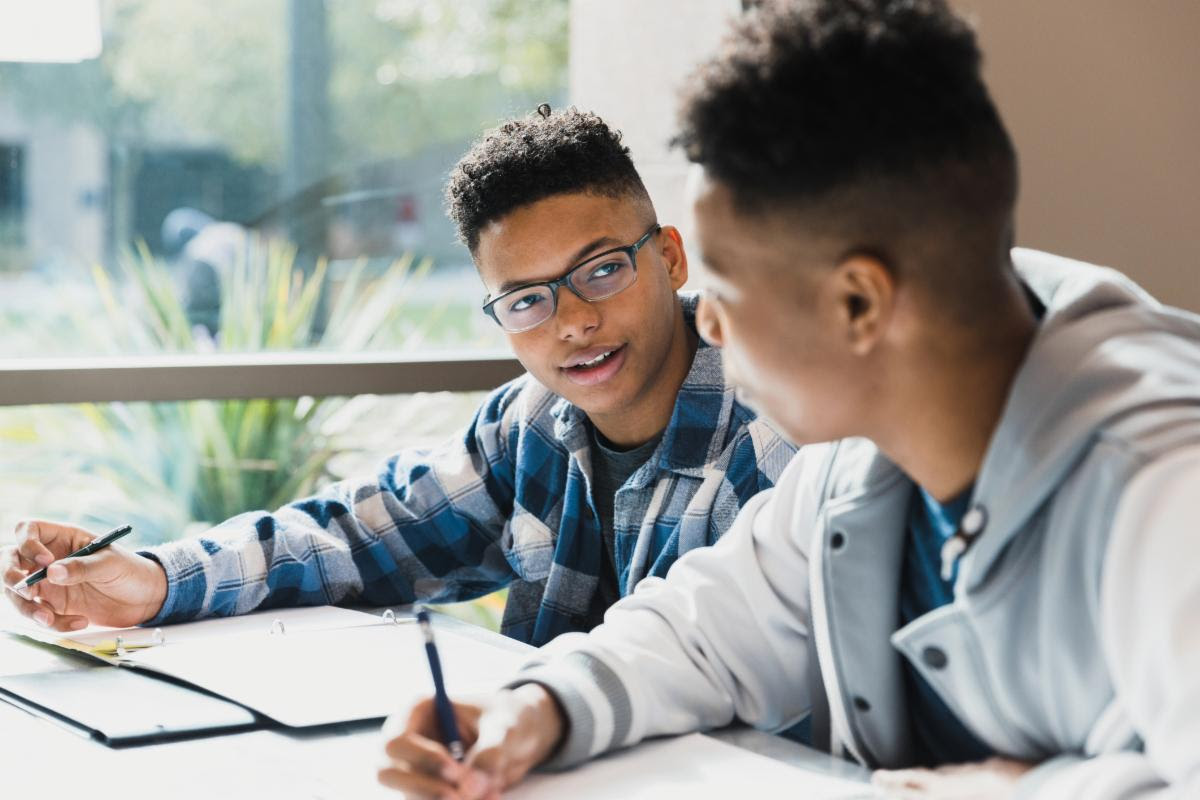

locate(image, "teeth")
[[577, 349, 615, 368]]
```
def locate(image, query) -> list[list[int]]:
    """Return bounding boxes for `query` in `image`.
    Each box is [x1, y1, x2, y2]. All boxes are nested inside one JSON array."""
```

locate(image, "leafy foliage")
[[4, 238, 436, 542]]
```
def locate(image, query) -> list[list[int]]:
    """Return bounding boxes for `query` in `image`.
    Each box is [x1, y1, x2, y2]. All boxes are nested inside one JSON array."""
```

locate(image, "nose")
[[554, 286, 601, 340], [695, 294, 724, 348]]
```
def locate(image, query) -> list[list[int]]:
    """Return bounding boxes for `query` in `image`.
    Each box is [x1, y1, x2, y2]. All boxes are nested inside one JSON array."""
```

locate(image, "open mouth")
[[562, 344, 628, 386]]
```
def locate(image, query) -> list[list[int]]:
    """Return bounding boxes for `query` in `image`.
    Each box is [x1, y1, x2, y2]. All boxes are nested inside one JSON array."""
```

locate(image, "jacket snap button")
[[922, 646, 948, 670], [962, 505, 987, 536], [853, 696, 871, 712], [830, 532, 846, 551]]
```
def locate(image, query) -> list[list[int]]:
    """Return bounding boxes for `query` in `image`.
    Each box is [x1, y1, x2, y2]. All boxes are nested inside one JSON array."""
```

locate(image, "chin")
[[563, 387, 630, 418]]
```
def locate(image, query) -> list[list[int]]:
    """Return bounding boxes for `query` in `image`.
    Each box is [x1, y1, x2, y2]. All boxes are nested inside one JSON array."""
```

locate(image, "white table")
[[0, 607, 871, 799]]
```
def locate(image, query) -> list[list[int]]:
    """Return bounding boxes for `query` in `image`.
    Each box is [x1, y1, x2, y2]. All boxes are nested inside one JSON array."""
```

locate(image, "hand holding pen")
[[378, 608, 567, 798], [1, 520, 168, 631]]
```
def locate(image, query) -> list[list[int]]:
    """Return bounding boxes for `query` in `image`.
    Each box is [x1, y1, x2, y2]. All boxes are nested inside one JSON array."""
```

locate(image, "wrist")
[[137, 554, 169, 624], [514, 683, 566, 763]]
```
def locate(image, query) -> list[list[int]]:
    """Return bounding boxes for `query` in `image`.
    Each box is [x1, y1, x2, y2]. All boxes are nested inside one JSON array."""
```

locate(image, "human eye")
[[507, 291, 545, 313], [586, 259, 627, 282]]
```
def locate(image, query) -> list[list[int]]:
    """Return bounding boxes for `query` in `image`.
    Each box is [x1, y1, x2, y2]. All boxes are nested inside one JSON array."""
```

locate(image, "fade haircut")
[[447, 107, 653, 254], [678, 0, 1019, 312]]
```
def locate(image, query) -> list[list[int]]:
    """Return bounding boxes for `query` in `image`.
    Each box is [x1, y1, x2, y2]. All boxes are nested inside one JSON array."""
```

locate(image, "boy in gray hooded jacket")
[[378, 2, 1200, 798]]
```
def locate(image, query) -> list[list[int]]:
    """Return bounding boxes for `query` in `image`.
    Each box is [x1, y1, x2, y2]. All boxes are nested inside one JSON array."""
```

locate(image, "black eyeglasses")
[[482, 224, 661, 333]]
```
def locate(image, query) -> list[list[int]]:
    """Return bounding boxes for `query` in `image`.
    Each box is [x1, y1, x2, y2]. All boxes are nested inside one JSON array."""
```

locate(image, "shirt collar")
[[550, 292, 738, 479]]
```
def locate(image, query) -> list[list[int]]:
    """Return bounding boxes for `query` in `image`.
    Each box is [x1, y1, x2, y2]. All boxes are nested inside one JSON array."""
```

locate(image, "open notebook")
[[5, 606, 529, 727]]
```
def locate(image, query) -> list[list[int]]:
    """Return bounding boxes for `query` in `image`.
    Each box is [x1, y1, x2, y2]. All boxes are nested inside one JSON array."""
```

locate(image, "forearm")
[[1033, 448, 1200, 800], [142, 483, 512, 624], [1019, 753, 1196, 799], [140, 504, 376, 624]]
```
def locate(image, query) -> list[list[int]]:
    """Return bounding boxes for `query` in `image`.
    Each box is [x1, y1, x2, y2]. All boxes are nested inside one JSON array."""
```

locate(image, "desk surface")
[[0, 607, 870, 799]]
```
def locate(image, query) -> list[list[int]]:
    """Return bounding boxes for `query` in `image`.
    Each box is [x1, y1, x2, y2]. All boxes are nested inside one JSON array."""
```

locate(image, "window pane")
[[0, 0, 567, 356], [0, 390, 488, 546]]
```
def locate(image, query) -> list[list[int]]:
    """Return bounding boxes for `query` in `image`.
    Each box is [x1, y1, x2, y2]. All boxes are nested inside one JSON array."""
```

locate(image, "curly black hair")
[[677, 0, 1017, 235], [446, 107, 651, 253]]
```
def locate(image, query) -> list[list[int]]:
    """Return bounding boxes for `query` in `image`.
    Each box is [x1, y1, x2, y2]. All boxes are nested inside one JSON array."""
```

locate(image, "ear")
[[830, 252, 894, 356], [659, 226, 689, 290]]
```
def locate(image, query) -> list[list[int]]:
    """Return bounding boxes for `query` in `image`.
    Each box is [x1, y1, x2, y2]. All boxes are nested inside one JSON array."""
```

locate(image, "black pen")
[[19, 525, 133, 590], [415, 607, 465, 760]]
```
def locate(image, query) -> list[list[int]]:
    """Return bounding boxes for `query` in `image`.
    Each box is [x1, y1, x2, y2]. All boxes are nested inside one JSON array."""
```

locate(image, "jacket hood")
[[961, 248, 1200, 589]]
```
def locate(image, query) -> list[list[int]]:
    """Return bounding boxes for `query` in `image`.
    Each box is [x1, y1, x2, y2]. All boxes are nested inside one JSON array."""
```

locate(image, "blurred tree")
[[0, 0, 567, 171]]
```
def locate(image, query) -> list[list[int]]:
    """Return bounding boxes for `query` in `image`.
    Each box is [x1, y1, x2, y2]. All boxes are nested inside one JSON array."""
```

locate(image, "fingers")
[[384, 731, 462, 784], [3, 587, 88, 631], [376, 763, 464, 799], [44, 551, 121, 587], [14, 520, 93, 567], [872, 768, 937, 799], [14, 529, 54, 572], [380, 698, 496, 800], [2, 546, 30, 588]]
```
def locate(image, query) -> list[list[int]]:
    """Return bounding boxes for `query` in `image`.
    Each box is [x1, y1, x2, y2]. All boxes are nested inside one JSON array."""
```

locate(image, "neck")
[[874, 288, 1038, 502], [590, 306, 698, 449]]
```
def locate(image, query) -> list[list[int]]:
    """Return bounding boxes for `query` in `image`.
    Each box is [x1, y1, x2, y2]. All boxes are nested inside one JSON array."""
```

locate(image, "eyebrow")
[[495, 235, 623, 295]]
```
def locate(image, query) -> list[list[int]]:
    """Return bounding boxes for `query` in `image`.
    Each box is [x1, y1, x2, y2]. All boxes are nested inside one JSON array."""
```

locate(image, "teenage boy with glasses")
[[377, 2, 1200, 798], [3, 109, 794, 649]]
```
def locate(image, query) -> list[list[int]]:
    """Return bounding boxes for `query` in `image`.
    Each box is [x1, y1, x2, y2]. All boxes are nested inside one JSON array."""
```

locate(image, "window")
[[0, 1, 559, 556], [0, 0, 568, 358]]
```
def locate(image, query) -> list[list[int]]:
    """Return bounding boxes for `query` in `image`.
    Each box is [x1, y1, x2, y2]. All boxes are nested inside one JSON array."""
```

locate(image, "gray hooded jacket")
[[516, 249, 1200, 798]]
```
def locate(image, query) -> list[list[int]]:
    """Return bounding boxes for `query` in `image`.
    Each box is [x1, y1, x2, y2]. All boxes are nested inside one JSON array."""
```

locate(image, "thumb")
[[45, 552, 120, 586], [461, 718, 511, 796]]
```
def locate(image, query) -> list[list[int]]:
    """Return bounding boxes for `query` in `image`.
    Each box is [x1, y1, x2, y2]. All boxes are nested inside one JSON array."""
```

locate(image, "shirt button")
[[922, 646, 949, 670], [962, 505, 988, 536], [830, 531, 846, 551], [853, 696, 871, 712]]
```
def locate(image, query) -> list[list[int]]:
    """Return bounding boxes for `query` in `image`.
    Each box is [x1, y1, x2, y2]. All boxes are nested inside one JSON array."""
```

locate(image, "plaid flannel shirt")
[[143, 294, 797, 645]]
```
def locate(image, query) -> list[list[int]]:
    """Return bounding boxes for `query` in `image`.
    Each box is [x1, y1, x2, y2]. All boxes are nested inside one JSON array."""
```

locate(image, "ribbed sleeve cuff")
[[506, 650, 635, 771], [138, 543, 209, 626]]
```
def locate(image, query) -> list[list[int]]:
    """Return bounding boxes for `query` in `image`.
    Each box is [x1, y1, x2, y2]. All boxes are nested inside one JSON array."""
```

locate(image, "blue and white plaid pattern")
[[143, 295, 797, 645]]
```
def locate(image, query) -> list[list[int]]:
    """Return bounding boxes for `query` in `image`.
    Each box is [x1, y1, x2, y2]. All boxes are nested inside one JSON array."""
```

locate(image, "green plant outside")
[[0, 240, 511, 629]]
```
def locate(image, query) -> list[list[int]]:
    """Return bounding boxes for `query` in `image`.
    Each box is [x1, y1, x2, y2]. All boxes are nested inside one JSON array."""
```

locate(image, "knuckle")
[[384, 737, 409, 760]]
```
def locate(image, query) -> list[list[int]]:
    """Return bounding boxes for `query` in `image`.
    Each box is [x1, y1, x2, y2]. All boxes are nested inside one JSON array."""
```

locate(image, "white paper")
[[2, 603, 384, 656], [512, 733, 879, 800], [128, 620, 528, 727]]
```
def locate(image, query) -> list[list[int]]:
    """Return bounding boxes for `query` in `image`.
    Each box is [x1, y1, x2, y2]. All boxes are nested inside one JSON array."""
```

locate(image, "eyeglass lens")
[[493, 250, 637, 331]]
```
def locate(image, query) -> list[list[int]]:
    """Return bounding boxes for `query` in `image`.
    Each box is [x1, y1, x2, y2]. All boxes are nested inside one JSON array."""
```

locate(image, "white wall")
[[952, 0, 1200, 311], [572, 1, 1200, 311], [569, 0, 740, 237]]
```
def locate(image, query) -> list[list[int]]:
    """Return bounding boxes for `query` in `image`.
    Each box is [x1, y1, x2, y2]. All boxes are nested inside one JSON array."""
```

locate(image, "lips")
[[560, 343, 628, 387], [562, 344, 624, 369]]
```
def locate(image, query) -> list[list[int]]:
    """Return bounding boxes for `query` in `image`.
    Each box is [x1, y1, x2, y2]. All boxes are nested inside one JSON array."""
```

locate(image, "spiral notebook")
[[6, 606, 529, 728]]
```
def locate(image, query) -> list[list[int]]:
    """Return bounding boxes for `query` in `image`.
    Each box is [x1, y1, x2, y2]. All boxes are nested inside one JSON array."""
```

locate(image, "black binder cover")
[[0, 666, 260, 747]]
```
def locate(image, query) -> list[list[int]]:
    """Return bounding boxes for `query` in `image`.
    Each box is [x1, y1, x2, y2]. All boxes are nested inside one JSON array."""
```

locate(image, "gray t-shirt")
[[589, 426, 663, 610]]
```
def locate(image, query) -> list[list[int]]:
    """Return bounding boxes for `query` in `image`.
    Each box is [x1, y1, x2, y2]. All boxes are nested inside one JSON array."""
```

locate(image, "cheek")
[[505, 333, 557, 381], [719, 313, 781, 383]]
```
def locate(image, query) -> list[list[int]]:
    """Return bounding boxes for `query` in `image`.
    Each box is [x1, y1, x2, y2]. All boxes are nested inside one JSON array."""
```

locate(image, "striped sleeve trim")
[[506, 651, 634, 771]]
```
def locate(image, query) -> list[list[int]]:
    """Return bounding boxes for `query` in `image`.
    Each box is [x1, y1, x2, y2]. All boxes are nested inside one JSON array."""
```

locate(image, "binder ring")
[[382, 608, 397, 624], [269, 618, 287, 636], [153, 628, 166, 646], [115, 636, 127, 657]]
